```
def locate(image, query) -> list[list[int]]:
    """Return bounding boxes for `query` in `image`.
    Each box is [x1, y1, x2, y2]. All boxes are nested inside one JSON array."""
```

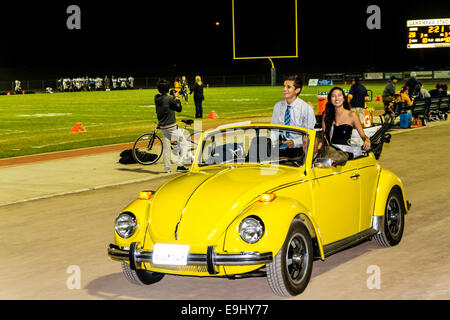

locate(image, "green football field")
[[0, 83, 391, 159]]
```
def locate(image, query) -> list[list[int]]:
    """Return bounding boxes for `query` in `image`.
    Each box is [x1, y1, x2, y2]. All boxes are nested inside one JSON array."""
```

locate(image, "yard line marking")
[[0, 174, 175, 208], [16, 113, 73, 117]]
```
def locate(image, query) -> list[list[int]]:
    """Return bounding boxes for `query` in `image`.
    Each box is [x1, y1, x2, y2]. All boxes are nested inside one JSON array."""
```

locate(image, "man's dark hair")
[[285, 74, 303, 91], [156, 79, 170, 94]]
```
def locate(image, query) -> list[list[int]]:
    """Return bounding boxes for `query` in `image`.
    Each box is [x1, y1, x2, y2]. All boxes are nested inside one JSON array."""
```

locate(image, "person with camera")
[[155, 79, 189, 173]]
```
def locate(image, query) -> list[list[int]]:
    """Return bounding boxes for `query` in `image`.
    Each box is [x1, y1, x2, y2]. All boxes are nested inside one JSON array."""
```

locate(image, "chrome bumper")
[[108, 243, 272, 275]]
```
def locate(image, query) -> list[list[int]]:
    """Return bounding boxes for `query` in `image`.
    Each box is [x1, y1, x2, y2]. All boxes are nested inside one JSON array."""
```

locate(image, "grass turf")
[[0, 83, 391, 159]]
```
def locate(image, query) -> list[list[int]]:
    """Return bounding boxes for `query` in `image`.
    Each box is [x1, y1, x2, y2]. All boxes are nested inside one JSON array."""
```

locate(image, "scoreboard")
[[407, 18, 450, 49]]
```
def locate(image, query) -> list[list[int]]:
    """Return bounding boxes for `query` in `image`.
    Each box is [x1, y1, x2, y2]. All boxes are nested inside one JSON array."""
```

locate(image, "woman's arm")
[[321, 113, 326, 132], [351, 112, 371, 150]]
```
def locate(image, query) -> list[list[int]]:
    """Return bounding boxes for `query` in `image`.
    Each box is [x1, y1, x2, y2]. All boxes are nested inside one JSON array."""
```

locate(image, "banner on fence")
[[405, 71, 433, 79], [364, 72, 383, 80], [324, 73, 344, 80], [384, 72, 403, 79], [309, 79, 333, 86], [433, 70, 450, 79]]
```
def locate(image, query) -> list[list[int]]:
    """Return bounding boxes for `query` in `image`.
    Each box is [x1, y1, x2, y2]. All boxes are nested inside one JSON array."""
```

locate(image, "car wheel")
[[266, 221, 313, 297], [121, 261, 164, 285], [374, 189, 405, 247]]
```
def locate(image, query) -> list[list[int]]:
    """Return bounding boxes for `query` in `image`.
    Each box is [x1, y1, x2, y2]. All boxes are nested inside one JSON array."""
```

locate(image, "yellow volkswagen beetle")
[[108, 123, 410, 297]]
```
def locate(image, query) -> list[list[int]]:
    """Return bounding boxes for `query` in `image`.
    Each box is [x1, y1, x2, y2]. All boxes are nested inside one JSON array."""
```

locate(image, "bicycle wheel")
[[188, 131, 202, 153], [132, 133, 163, 165]]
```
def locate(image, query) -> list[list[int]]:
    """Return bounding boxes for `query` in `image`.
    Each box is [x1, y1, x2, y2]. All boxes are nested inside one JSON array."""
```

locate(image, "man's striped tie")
[[280, 105, 291, 149]]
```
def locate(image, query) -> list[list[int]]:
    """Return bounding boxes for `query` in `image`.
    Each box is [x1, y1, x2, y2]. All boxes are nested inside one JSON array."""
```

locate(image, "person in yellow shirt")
[[174, 77, 182, 94], [396, 86, 414, 107]]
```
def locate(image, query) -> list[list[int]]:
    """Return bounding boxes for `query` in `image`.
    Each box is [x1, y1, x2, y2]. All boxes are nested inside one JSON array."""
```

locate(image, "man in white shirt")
[[271, 74, 316, 149]]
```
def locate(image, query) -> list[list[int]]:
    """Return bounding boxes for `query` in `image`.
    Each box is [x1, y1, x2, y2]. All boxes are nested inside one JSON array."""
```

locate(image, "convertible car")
[[108, 123, 410, 297]]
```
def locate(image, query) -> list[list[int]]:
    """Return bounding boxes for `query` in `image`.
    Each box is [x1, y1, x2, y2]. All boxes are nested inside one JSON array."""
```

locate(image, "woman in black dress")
[[190, 75, 205, 118], [322, 87, 371, 156]]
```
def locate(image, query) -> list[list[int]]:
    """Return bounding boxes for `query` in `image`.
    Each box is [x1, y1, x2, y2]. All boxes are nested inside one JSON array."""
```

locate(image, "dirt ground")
[[0, 120, 449, 301]]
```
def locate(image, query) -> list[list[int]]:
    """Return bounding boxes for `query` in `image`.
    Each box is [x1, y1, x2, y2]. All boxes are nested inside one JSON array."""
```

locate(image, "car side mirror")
[[312, 158, 332, 169]]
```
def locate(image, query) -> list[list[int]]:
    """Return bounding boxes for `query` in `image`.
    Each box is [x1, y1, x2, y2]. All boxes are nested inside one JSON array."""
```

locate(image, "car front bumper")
[[108, 243, 273, 275]]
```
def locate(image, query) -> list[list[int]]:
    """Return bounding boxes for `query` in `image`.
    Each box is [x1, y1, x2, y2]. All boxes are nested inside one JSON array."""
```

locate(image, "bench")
[[390, 95, 449, 125]]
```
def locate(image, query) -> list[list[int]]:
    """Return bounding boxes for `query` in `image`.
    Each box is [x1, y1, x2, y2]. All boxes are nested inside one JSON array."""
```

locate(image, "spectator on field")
[[128, 76, 134, 89], [382, 75, 398, 111], [180, 75, 189, 104], [155, 79, 189, 173], [174, 77, 182, 95], [104, 76, 110, 90], [14, 80, 22, 94], [322, 87, 371, 156], [395, 86, 414, 107], [428, 83, 442, 97], [405, 71, 421, 98], [190, 75, 205, 118], [112, 76, 118, 90], [347, 77, 368, 124], [418, 84, 430, 99], [441, 84, 448, 96]]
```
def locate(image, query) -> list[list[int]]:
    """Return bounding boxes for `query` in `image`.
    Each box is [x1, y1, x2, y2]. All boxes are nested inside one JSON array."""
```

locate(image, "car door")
[[311, 162, 361, 245], [356, 163, 380, 231]]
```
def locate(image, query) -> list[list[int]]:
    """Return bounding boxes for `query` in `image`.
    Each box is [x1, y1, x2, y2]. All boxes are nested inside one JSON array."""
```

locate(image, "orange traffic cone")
[[70, 122, 87, 132], [206, 110, 219, 119], [375, 96, 382, 102]]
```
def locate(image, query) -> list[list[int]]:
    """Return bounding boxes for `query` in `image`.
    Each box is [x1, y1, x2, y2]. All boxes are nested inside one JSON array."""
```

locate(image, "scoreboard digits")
[[407, 18, 450, 49]]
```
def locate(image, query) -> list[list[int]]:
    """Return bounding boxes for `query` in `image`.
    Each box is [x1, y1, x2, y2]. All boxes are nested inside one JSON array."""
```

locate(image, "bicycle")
[[132, 119, 202, 165]]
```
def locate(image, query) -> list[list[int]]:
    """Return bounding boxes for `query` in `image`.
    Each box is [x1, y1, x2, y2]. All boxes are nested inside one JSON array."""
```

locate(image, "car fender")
[[373, 168, 409, 216], [114, 198, 151, 248], [223, 196, 324, 260]]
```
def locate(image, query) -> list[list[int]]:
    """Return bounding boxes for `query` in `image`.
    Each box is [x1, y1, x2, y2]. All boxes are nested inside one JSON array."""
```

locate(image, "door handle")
[[350, 173, 360, 179]]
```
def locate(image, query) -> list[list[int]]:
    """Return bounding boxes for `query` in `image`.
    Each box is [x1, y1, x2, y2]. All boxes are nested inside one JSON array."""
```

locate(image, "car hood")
[[147, 165, 301, 248]]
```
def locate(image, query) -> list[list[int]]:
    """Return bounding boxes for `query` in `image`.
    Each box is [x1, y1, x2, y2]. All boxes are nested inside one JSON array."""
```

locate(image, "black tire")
[[374, 188, 405, 247], [121, 261, 164, 285], [266, 221, 313, 297], [132, 133, 163, 165]]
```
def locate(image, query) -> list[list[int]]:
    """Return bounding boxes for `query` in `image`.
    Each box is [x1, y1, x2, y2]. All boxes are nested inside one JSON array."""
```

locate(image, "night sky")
[[0, 0, 449, 79]]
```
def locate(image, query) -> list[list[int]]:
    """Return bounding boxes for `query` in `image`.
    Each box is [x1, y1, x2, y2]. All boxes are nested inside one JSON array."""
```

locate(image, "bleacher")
[[390, 95, 449, 125]]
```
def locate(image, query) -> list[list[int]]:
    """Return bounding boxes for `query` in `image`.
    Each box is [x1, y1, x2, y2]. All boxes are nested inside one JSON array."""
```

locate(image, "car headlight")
[[239, 216, 265, 244], [115, 212, 137, 238]]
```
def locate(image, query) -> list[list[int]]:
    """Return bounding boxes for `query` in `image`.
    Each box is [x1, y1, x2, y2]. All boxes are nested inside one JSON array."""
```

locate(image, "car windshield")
[[196, 126, 309, 168]]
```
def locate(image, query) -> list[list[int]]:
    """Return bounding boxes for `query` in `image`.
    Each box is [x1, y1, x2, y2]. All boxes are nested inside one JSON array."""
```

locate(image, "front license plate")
[[152, 244, 190, 266]]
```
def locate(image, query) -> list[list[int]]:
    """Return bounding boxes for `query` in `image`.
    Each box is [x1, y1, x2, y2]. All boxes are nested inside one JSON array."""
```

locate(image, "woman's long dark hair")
[[323, 87, 351, 143]]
